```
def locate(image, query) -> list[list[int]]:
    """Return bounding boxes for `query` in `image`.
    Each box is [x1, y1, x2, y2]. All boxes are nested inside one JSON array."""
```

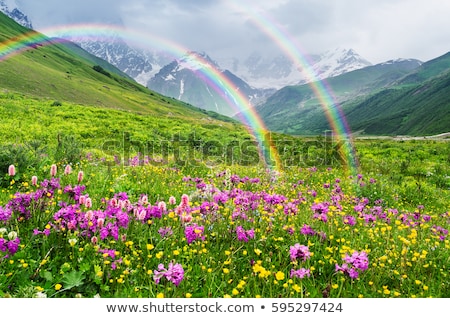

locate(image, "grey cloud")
[[15, 0, 450, 64]]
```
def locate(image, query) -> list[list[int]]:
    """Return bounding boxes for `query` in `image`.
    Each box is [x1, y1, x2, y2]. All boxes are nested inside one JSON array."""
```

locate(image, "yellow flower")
[[275, 271, 285, 281], [223, 268, 230, 274], [232, 289, 239, 296], [156, 251, 164, 259], [254, 248, 262, 256], [55, 284, 62, 291], [156, 293, 164, 298], [146, 244, 154, 250], [332, 284, 339, 289]]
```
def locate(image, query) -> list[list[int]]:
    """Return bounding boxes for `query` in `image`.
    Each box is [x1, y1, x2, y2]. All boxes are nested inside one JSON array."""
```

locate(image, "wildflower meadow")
[[0, 136, 449, 299]]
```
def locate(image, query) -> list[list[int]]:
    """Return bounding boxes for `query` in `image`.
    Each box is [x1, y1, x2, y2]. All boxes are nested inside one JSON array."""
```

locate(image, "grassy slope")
[[345, 71, 450, 135], [0, 12, 236, 124], [258, 53, 450, 136], [257, 60, 422, 135]]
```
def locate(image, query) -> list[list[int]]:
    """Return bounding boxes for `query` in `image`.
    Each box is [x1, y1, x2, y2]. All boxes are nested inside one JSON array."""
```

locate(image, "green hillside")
[[256, 59, 422, 135], [256, 52, 450, 136], [398, 52, 450, 85], [0, 12, 235, 123], [345, 71, 450, 135]]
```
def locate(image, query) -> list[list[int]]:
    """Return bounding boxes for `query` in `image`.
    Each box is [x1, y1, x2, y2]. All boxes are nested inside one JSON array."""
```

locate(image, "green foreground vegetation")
[[0, 93, 449, 298]]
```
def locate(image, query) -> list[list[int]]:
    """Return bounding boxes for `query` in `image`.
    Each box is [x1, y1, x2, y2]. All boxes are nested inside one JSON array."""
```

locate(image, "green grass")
[[0, 138, 448, 298]]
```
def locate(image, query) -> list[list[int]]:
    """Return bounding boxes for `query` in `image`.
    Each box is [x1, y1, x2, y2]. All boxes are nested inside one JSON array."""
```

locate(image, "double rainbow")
[[0, 7, 359, 174]]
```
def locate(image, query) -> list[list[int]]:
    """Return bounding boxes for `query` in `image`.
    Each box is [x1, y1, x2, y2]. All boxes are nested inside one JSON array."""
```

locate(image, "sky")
[[14, 0, 450, 64]]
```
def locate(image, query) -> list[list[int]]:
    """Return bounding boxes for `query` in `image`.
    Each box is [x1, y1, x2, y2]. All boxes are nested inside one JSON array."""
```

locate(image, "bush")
[[51, 100, 62, 106], [92, 65, 111, 78]]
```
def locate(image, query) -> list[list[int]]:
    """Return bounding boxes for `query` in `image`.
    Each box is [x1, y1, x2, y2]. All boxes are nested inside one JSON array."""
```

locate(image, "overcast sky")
[[16, 0, 450, 64]]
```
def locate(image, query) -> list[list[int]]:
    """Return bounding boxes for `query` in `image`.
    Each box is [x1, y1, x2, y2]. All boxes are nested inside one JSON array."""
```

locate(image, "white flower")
[[7, 231, 17, 240]]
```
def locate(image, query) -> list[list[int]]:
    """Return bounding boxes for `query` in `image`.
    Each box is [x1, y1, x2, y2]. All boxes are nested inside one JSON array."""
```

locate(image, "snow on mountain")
[[310, 47, 372, 81], [76, 35, 172, 86], [216, 48, 373, 90], [0, 0, 33, 29], [147, 51, 275, 116]]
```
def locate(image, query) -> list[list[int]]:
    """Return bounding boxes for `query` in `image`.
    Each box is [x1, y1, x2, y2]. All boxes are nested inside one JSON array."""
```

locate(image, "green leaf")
[[62, 270, 85, 290], [79, 262, 90, 273], [41, 271, 53, 282]]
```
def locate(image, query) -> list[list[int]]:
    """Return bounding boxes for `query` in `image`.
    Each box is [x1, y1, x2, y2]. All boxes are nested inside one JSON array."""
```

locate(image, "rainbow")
[[0, 24, 282, 170], [228, 2, 360, 175]]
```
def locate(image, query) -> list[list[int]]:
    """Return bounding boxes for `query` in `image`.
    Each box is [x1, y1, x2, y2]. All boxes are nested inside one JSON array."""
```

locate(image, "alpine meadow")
[[0, 9, 449, 301]]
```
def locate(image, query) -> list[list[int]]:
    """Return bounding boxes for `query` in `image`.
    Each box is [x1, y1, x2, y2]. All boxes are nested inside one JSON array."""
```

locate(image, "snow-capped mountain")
[[147, 51, 275, 117], [217, 48, 372, 89], [0, 0, 33, 29], [76, 36, 172, 86], [309, 48, 372, 82]]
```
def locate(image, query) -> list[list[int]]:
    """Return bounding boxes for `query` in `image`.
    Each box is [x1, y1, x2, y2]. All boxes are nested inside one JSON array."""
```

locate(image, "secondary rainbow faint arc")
[[228, 2, 360, 174], [0, 24, 282, 170]]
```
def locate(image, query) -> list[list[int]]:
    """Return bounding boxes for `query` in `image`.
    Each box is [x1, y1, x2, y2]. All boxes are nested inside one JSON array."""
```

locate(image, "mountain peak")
[[310, 47, 372, 80], [0, 0, 33, 29], [176, 51, 222, 72]]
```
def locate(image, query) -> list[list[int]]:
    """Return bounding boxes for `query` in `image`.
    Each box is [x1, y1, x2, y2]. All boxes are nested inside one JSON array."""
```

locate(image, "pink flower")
[[8, 164, 15, 177], [140, 195, 149, 206], [85, 198, 92, 209], [50, 164, 57, 177], [181, 194, 189, 207], [31, 176, 38, 186], [77, 171, 84, 183], [79, 195, 86, 205], [158, 201, 167, 213], [64, 165, 72, 175], [289, 244, 311, 262], [169, 196, 176, 205], [180, 213, 193, 223], [97, 218, 105, 228]]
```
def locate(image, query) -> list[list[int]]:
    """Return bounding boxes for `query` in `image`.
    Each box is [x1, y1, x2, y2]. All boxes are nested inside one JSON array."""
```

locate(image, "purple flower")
[[236, 226, 255, 242], [300, 224, 316, 236], [343, 215, 356, 226], [335, 250, 369, 279], [158, 226, 173, 238], [290, 268, 311, 279], [284, 202, 298, 215], [311, 202, 329, 222], [0, 206, 12, 223], [289, 244, 311, 262], [153, 262, 184, 286], [0, 237, 20, 255], [185, 224, 205, 244]]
